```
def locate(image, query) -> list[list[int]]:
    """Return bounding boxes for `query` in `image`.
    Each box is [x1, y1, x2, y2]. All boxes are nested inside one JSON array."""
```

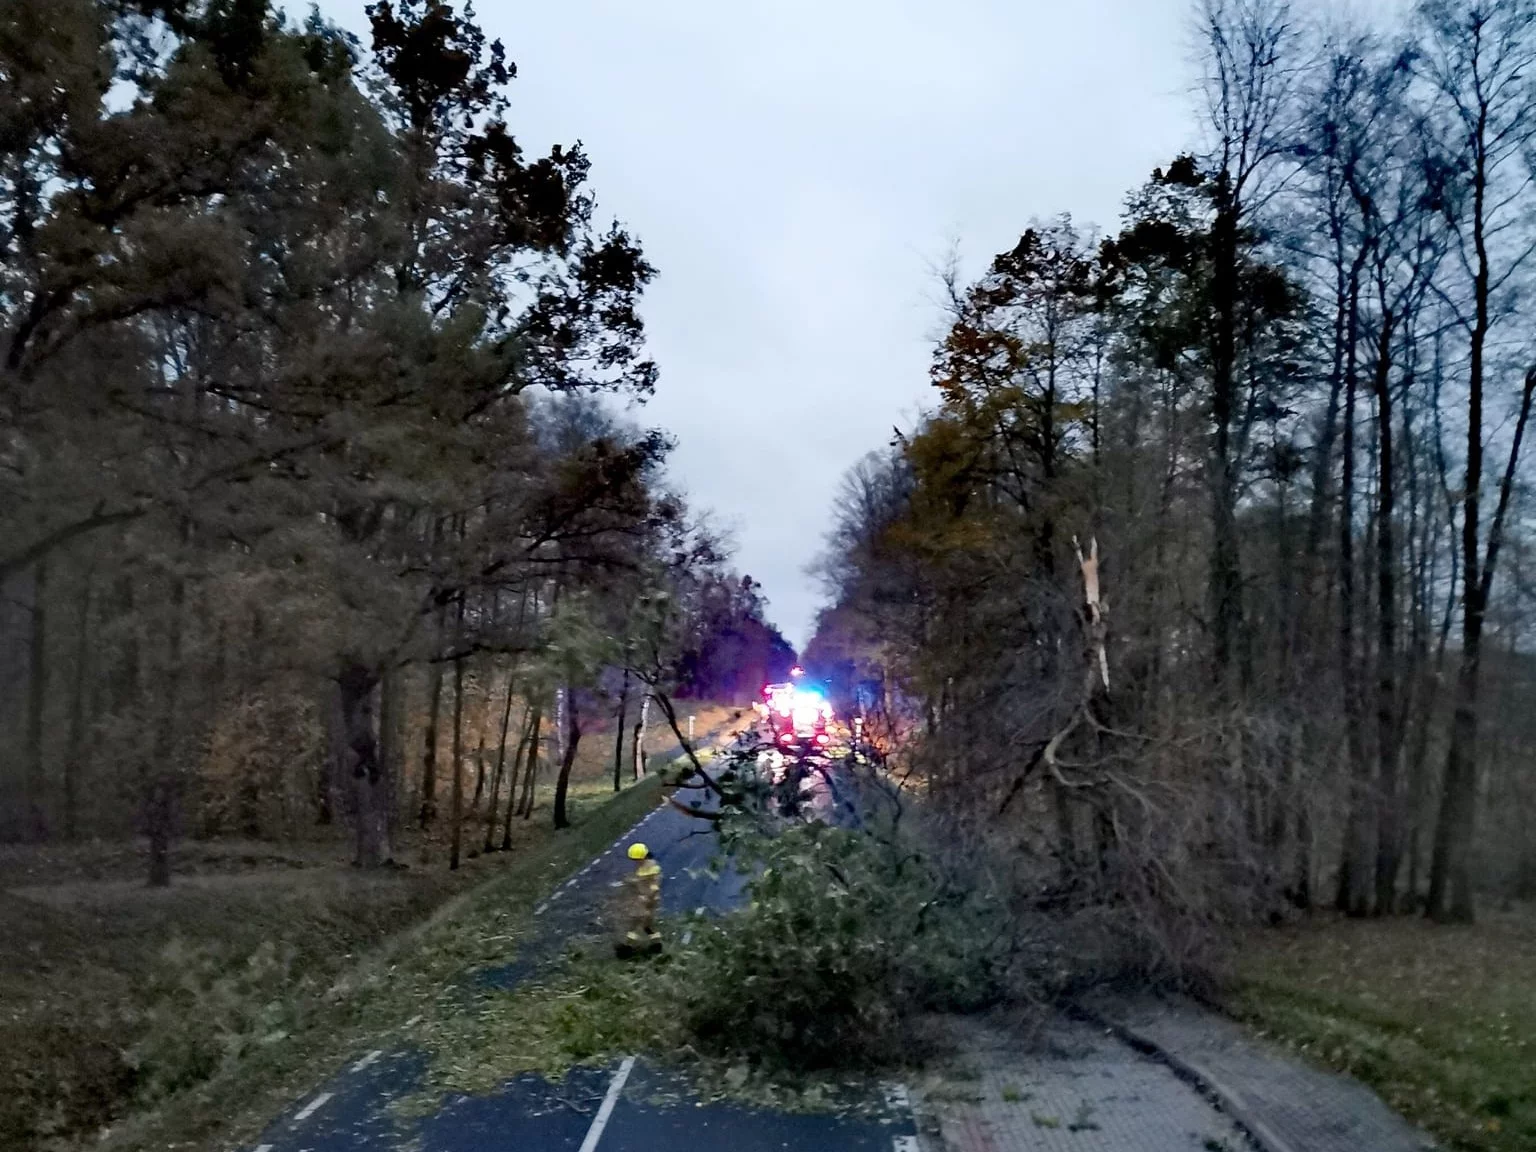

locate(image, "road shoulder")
[[909, 1013, 1249, 1152]]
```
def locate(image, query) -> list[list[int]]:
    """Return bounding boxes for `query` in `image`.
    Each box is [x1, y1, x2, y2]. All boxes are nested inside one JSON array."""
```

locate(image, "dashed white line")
[[883, 1082, 911, 1110], [291, 1091, 332, 1122], [403, 1014, 422, 1028], [893, 1137, 920, 1152], [350, 1049, 383, 1073], [577, 1055, 636, 1152], [531, 806, 668, 920], [253, 1144, 273, 1152]]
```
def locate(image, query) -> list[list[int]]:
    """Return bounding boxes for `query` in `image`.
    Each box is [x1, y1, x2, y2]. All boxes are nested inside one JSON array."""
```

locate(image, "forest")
[[807, 0, 1536, 931], [0, 0, 793, 874]]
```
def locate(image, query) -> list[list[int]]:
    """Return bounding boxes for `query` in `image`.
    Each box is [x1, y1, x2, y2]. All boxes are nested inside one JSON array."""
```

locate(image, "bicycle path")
[[237, 764, 919, 1152]]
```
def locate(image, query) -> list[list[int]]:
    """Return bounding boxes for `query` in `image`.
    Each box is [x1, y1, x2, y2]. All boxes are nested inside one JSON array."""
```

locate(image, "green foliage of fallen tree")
[[675, 819, 1013, 1069], [419, 785, 1021, 1092]]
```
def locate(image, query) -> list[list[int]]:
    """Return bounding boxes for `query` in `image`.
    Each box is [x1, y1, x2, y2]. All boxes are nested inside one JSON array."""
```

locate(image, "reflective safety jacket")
[[625, 858, 662, 944]]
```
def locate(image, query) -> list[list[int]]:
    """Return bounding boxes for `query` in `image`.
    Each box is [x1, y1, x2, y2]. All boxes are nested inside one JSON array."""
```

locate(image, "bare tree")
[[1197, 0, 1302, 690], [1416, 0, 1536, 922]]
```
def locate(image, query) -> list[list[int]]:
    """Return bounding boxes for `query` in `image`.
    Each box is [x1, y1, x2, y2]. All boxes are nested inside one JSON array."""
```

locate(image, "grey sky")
[[323, 0, 1195, 647]]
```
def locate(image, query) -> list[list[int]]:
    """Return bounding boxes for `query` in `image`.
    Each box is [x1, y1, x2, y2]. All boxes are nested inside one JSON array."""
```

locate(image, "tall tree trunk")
[[1052, 779, 1078, 889], [449, 594, 467, 870], [25, 557, 50, 842], [111, 572, 142, 841], [501, 705, 534, 850], [63, 568, 92, 842], [1427, 117, 1493, 923], [553, 686, 567, 765], [1335, 261, 1372, 917], [470, 732, 486, 817], [552, 687, 581, 830], [418, 601, 448, 829], [612, 666, 630, 792], [378, 664, 399, 854], [339, 662, 388, 868], [146, 560, 188, 888], [318, 688, 340, 825], [633, 693, 650, 780], [1208, 197, 1244, 690], [1403, 665, 1437, 905], [1294, 789, 1314, 910], [1429, 657, 1480, 922], [482, 672, 519, 854], [1372, 312, 1403, 915], [518, 698, 544, 818]]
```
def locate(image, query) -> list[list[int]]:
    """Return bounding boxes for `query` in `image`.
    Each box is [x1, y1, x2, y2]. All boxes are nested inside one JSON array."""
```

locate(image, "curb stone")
[[1074, 1005, 1295, 1152], [1074, 996, 1439, 1152]]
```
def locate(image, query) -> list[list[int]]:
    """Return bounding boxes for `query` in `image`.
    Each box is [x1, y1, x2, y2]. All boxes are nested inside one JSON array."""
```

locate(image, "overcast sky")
[[322, 0, 1196, 647]]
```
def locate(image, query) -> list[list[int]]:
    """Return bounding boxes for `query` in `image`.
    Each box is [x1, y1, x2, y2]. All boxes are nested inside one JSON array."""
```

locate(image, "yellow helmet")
[[627, 843, 649, 860]]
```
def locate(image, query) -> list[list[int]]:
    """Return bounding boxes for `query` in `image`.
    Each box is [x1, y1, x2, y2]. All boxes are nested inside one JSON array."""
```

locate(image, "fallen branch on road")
[[668, 796, 723, 822]]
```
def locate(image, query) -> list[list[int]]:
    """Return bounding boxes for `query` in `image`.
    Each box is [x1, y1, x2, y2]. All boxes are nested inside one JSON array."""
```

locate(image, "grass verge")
[[1225, 904, 1536, 1152], [90, 774, 663, 1152]]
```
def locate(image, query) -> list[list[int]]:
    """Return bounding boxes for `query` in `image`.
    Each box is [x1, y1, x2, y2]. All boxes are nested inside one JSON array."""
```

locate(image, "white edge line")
[[576, 1055, 636, 1152], [291, 1091, 333, 1123], [534, 805, 658, 923], [350, 1049, 383, 1073]]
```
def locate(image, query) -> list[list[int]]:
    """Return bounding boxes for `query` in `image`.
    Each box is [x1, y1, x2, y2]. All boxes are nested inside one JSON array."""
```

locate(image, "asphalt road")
[[240, 744, 918, 1152]]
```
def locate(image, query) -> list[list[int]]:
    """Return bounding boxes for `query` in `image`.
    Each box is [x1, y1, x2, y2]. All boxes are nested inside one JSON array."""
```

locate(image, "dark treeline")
[[811, 0, 1536, 937], [674, 574, 797, 702], [0, 0, 790, 876]]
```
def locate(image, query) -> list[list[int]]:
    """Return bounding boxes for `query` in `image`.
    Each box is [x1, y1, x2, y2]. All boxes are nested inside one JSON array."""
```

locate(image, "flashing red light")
[[779, 732, 795, 745]]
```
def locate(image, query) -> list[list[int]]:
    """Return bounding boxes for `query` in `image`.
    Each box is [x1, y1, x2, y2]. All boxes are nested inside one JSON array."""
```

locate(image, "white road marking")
[[253, 1144, 273, 1152], [350, 1049, 383, 1073], [577, 1055, 636, 1152], [883, 1082, 911, 1110], [893, 1138, 920, 1152], [534, 901, 549, 916], [291, 1091, 332, 1122], [404, 1014, 422, 1028]]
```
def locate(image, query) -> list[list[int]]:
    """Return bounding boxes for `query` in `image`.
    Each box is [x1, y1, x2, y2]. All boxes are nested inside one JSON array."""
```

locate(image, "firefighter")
[[616, 841, 662, 957]]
